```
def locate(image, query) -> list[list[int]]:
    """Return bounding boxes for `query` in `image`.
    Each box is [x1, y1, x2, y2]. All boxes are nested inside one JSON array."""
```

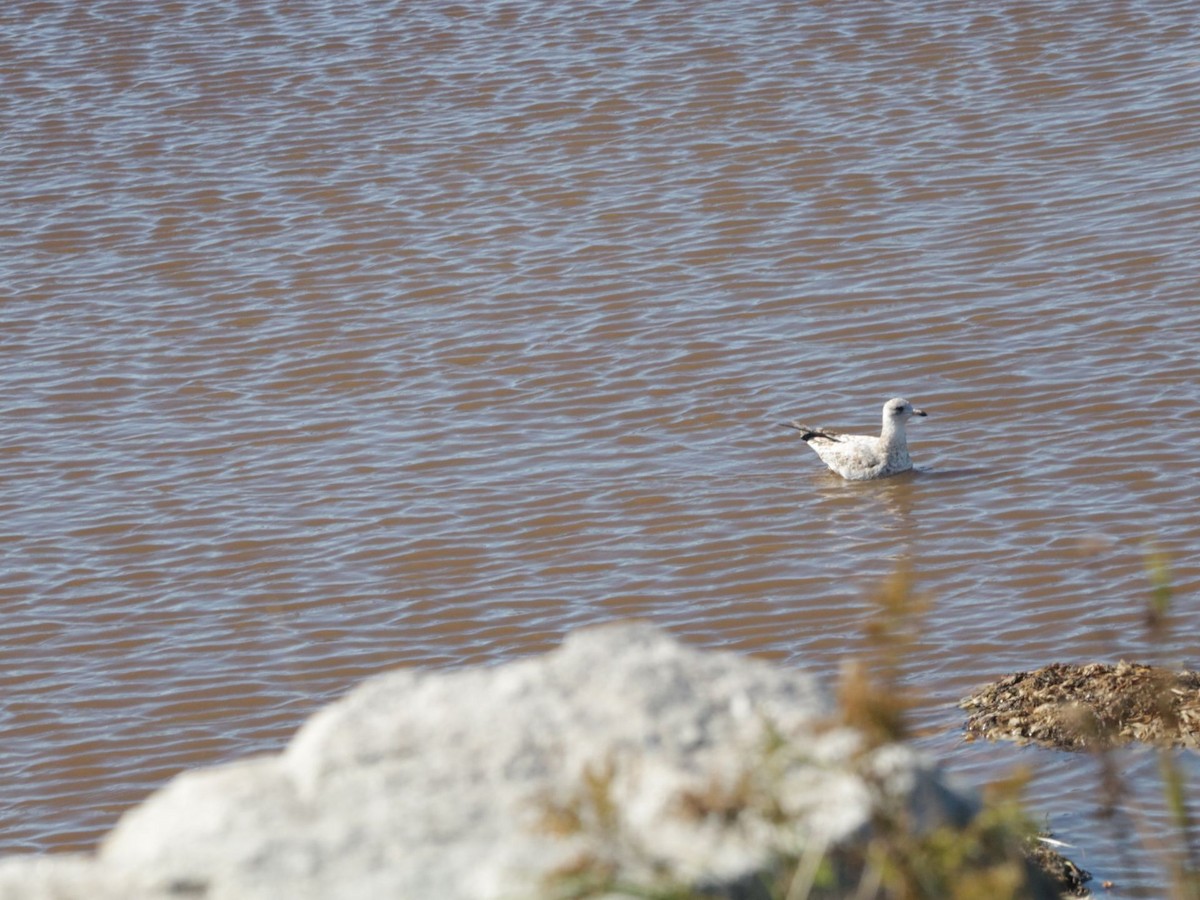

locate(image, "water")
[[3, 1, 1200, 894]]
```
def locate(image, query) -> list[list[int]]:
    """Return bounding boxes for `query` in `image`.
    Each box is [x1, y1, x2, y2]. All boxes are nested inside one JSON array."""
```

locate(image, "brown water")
[[3, 1, 1200, 893]]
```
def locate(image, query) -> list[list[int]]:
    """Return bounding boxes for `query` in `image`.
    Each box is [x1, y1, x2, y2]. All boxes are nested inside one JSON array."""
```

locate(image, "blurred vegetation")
[[540, 565, 1081, 899]]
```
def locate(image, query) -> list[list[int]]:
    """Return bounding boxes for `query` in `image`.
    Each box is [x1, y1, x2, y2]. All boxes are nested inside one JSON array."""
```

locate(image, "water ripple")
[[3, 1, 1200, 892]]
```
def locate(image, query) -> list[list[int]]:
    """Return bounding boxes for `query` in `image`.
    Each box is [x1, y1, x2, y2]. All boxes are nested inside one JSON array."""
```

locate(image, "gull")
[[780, 398, 927, 481]]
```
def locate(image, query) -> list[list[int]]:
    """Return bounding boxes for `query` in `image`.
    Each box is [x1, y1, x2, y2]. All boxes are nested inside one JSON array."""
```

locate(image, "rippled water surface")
[[3, 1, 1200, 894]]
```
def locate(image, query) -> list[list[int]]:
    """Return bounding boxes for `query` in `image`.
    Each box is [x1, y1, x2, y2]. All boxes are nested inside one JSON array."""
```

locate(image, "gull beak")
[[913, 407, 927, 417]]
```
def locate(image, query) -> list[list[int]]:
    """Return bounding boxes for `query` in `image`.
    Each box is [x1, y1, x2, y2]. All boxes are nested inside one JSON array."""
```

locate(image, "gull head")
[[883, 397, 927, 424]]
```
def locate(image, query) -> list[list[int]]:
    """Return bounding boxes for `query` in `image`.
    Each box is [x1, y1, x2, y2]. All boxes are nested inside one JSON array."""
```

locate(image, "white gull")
[[781, 398, 927, 481]]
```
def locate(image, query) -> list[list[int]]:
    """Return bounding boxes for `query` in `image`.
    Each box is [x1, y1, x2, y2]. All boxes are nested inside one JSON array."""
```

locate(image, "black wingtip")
[[780, 421, 822, 442]]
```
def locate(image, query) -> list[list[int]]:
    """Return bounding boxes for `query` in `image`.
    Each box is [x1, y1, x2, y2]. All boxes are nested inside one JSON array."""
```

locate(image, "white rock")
[[0, 622, 975, 900]]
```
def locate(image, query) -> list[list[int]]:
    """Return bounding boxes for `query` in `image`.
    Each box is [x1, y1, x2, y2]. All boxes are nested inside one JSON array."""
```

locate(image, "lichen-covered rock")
[[0, 622, 978, 899]]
